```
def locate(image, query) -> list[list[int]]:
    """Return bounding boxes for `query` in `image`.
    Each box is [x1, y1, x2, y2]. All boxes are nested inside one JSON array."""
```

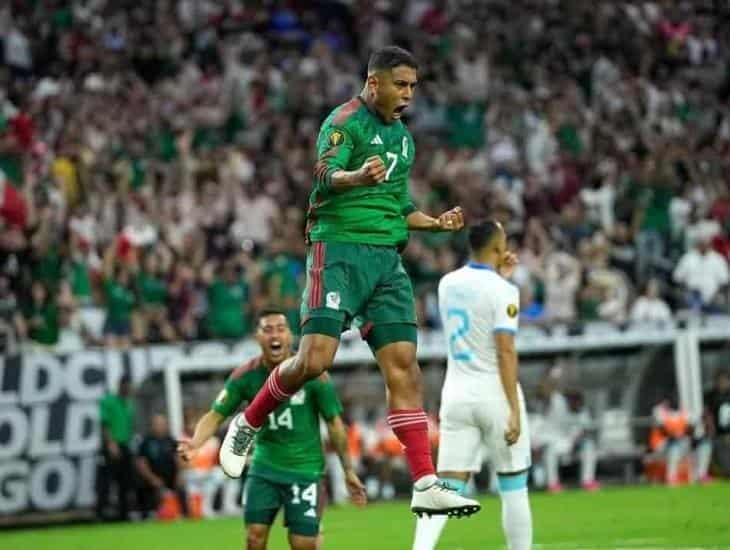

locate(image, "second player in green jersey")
[[179, 309, 365, 549]]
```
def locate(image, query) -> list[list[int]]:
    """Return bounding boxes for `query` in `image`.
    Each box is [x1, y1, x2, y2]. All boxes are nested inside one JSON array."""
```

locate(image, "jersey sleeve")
[[493, 283, 520, 335], [99, 396, 111, 427], [312, 121, 357, 193], [397, 133, 417, 216], [210, 376, 248, 419], [312, 376, 344, 421]]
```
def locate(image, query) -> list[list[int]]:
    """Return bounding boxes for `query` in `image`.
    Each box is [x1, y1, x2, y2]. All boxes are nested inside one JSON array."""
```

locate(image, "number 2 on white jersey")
[[447, 308, 473, 361]]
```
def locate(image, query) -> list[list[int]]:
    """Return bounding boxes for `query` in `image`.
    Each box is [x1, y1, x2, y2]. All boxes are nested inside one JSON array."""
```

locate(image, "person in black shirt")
[[705, 370, 730, 476], [136, 414, 189, 518]]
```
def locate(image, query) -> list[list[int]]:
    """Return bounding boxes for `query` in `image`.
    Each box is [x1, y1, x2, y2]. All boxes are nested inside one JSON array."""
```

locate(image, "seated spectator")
[[673, 237, 729, 313], [532, 385, 600, 493], [136, 414, 189, 519], [629, 278, 672, 325], [648, 395, 709, 486]]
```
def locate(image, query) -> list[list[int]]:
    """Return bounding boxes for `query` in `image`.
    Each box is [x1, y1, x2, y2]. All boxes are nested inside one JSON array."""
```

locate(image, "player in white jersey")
[[413, 220, 533, 550]]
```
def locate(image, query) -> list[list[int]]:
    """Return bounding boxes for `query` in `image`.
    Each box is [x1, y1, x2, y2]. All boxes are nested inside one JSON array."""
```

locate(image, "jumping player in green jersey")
[[220, 46, 480, 519], [179, 309, 366, 550]]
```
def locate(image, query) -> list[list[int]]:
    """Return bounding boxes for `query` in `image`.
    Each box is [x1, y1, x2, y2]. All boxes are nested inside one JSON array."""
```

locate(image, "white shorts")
[[438, 380, 531, 474]]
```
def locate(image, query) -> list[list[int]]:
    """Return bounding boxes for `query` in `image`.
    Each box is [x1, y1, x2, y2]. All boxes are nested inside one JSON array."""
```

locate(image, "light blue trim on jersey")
[[467, 261, 495, 271], [441, 477, 467, 495], [494, 327, 517, 335], [497, 472, 528, 492]]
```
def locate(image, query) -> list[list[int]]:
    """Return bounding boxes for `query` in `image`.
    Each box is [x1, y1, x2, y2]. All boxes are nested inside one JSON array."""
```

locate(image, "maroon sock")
[[387, 409, 436, 482], [243, 366, 294, 428]]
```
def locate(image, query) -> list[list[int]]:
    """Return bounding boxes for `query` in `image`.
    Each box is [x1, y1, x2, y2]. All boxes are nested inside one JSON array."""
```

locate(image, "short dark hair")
[[468, 220, 503, 253], [367, 46, 418, 74], [257, 307, 287, 323]]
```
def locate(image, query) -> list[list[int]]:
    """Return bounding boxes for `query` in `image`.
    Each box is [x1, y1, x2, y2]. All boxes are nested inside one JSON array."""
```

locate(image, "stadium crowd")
[[1, 0, 730, 352]]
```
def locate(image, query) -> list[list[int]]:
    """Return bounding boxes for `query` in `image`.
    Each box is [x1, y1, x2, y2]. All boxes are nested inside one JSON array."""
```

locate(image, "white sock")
[[414, 474, 438, 491], [501, 487, 533, 550], [695, 440, 712, 480], [580, 439, 597, 485], [545, 445, 559, 486], [666, 441, 682, 482], [412, 515, 448, 550]]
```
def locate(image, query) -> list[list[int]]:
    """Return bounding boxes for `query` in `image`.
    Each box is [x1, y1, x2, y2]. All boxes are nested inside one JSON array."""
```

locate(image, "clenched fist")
[[437, 206, 465, 232], [356, 155, 387, 186]]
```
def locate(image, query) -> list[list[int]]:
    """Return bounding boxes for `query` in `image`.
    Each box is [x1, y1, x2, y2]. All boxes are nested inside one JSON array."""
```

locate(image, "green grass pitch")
[[5, 483, 730, 549]]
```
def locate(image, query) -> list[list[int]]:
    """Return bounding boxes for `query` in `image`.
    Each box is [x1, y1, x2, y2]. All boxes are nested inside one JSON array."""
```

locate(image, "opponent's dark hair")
[[257, 307, 287, 323], [468, 220, 503, 253], [367, 46, 418, 73]]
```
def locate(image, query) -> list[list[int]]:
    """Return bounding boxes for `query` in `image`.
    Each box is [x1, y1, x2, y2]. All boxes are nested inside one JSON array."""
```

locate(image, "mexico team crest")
[[507, 304, 519, 318], [329, 130, 344, 146]]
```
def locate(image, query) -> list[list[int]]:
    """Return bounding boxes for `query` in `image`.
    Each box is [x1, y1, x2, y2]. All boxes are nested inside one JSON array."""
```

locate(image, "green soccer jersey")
[[308, 97, 417, 247], [211, 357, 343, 483]]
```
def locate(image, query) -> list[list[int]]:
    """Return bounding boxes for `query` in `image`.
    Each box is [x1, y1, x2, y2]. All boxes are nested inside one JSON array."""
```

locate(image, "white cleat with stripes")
[[411, 480, 482, 518], [219, 413, 259, 478]]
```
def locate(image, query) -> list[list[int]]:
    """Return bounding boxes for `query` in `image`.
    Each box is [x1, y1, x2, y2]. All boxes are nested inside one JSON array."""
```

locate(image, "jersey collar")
[[357, 95, 393, 125], [467, 261, 495, 271]]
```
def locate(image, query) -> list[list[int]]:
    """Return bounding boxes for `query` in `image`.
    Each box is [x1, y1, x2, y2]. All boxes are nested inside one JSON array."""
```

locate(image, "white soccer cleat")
[[411, 480, 481, 519], [219, 413, 258, 478]]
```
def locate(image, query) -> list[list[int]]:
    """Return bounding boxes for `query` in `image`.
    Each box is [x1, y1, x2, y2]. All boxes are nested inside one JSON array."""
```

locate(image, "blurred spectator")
[[201, 256, 253, 340], [136, 414, 189, 519], [704, 370, 730, 477], [542, 249, 581, 323], [647, 395, 712, 486], [101, 244, 137, 348], [629, 279, 672, 325], [532, 385, 600, 493], [97, 374, 136, 522], [673, 236, 729, 313], [23, 280, 59, 347], [133, 249, 176, 343]]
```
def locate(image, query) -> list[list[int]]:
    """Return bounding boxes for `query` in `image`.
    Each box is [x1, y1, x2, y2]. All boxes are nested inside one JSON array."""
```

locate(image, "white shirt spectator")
[[685, 218, 721, 250], [630, 296, 672, 323], [544, 251, 582, 322], [673, 247, 730, 304], [5, 26, 32, 70], [230, 194, 278, 246], [581, 184, 615, 233], [670, 195, 692, 238]]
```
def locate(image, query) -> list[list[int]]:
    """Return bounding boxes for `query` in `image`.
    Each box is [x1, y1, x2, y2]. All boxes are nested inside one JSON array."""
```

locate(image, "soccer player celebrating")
[[178, 309, 366, 550], [413, 221, 532, 550], [218, 45, 479, 518]]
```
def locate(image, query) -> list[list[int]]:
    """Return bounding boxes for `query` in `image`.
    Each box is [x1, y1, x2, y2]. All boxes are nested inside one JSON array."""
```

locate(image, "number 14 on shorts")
[[292, 483, 318, 518]]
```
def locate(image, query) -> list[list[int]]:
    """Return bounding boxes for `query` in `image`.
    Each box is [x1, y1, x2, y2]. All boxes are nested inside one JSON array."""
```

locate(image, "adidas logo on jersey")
[[370, 135, 384, 145]]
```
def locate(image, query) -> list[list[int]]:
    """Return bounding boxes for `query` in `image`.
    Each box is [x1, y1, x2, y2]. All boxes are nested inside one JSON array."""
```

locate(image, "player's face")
[[256, 314, 293, 365], [370, 65, 418, 122]]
